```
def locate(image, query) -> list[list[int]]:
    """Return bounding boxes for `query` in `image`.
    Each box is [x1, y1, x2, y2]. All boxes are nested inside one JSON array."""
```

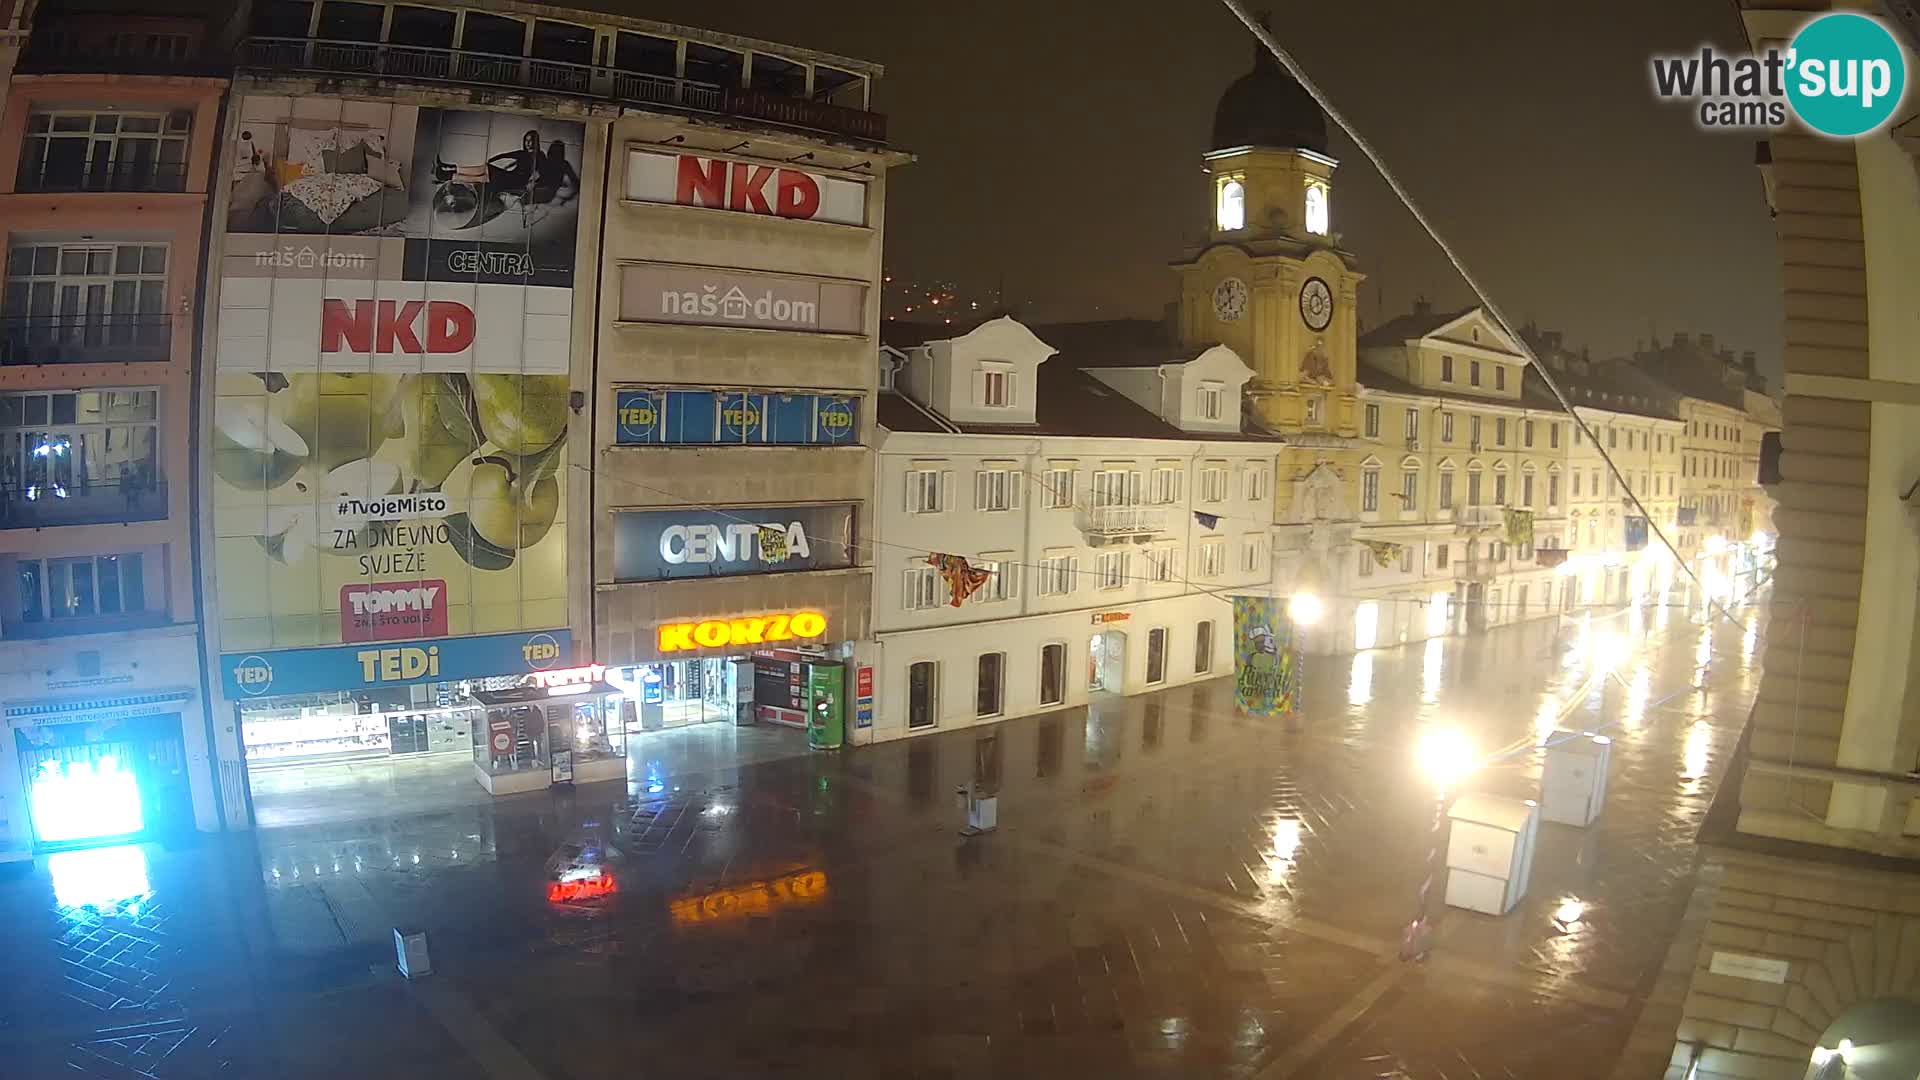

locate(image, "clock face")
[[1212, 277, 1249, 323], [1299, 277, 1334, 332]]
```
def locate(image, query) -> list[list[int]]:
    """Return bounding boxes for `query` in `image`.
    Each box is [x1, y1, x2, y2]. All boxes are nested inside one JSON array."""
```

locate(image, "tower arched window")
[[1217, 178, 1245, 231], [1304, 182, 1329, 236]]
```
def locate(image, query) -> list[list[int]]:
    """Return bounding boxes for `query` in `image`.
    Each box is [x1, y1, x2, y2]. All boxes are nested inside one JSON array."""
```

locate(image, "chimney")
[[1741, 350, 1757, 373], [1413, 297, 1432, 318], [1544, 330, 1563, 353], [1700, 332, 1715, 354]]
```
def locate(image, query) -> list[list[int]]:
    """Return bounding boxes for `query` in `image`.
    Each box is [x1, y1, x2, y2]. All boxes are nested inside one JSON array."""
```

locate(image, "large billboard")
[[618, 263, 866, 335], [1232, 596, 1300, 720], [211, 95, 582, 661], [624, 150, 868, 226]]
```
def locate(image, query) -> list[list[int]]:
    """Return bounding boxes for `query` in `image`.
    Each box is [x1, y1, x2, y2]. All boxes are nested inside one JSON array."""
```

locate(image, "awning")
[[5, 690, 194, 727]]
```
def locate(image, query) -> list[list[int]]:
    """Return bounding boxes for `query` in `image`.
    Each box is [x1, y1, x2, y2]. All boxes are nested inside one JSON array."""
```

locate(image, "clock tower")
[[1172, 29, 1364, 435]]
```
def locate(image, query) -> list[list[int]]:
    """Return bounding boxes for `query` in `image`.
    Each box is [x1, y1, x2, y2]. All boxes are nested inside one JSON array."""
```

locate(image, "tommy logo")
[[321, 299, 476, 355], [340, 580, 450, 642]]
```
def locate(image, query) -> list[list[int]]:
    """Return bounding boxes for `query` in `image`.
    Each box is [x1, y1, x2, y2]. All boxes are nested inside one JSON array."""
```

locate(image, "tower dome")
[[1210, 27, 1329, 154]]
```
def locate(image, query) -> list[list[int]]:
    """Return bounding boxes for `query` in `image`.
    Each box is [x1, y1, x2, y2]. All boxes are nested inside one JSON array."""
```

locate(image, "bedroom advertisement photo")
[[211, 95, 583, 658]]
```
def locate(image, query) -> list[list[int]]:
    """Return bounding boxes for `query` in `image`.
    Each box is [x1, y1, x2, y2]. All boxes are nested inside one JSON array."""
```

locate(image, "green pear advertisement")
[[211, 96, 582, 654]]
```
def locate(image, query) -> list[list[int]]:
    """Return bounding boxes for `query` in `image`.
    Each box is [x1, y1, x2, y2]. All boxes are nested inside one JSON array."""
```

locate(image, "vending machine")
[[805, 662, 845, 751]]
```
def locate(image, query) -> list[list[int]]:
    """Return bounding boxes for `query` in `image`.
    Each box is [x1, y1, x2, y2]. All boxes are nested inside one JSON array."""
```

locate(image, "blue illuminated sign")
[[614, 388, 859, 446], [220, 629, 573, 699]]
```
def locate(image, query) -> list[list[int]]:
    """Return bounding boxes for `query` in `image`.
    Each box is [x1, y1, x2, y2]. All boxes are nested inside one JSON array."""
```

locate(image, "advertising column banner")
[[212, 96, 583, 659], [1232, 596, 1300, 720]]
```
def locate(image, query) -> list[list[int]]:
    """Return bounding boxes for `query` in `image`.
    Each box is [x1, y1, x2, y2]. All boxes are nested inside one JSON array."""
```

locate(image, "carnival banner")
[[1504, 507, 1534, 548], [1232, 596, 1301, 720], [1360, 539, 1404, 568]]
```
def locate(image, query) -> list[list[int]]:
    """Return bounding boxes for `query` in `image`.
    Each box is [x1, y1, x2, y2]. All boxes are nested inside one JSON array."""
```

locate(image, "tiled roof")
[[1357, 307, 1472, 348]]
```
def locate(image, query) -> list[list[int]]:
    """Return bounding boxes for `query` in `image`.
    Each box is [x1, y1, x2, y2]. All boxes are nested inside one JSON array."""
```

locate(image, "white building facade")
[[864, 318, 1279, 742]]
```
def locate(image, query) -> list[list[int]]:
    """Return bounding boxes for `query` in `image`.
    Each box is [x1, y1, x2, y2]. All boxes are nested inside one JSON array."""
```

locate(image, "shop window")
[[975, 653, 1005, 718], [1146, 628, 1167, 685], [908, 661, 937, 729], [0, 388, 163, 526], [1195, 620, 1213, 674], [1039, 642, 1065, 706]]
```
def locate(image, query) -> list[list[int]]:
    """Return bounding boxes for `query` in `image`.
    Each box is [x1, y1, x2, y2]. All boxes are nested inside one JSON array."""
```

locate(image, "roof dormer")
[[890, 316, 1055, 425], [1085, 344, 1254, 433]]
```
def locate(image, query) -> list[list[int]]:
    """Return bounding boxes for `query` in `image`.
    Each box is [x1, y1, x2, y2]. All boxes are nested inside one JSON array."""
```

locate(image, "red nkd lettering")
[[727, 162, 776, 214], [321, 299, 475, 355], [675, 155, 727, 208], [775, 169, 821, 219]]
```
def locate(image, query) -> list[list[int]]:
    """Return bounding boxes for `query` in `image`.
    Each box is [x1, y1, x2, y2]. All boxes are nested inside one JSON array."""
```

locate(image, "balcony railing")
[[1, 315, 172, 366], [1079, 504, 1169, 539], [15, 161, 189, 194], [236, 37, 888, 144], [1453, 557, 1499, 581], [0, 480, 168, 529], [1451, 505, 1504, 530]]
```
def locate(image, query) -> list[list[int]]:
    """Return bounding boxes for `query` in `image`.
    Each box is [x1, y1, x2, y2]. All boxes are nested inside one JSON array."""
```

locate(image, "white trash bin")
[[1444, 793, 1539, 916], [1541, 731, 1612, 827]]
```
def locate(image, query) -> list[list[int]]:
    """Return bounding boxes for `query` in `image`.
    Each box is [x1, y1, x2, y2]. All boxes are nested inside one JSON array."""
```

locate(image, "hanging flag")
[[1194, 511, 1220, 530], [757, 525, 790, 564], [1359, 539, 1404, 568], [1503, 507, 1535, 548], [928, 553, 993, 607]]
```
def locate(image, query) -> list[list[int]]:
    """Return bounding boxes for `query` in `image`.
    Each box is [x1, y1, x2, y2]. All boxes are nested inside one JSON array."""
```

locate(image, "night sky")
[[637, 0, 1783, 382]]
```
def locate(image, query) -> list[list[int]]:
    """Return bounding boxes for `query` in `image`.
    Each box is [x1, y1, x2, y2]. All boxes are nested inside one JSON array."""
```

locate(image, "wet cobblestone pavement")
[[0, 598, 1767, 1078]]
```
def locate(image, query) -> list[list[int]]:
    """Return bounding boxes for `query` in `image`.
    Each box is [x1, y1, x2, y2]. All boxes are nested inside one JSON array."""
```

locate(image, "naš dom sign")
[[657, 611, 828, 653]]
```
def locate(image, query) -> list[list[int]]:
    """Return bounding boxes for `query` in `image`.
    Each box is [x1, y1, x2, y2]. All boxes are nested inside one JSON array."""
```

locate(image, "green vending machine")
[[806, 662, 845, 751]]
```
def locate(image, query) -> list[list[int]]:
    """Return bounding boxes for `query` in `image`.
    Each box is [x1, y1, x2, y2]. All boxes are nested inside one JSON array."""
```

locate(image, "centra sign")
[[658, 611, 828, 653]]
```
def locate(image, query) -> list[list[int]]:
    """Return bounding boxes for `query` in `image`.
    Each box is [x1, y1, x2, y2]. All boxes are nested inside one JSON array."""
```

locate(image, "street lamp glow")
[[1288, 592, 1325, 626], [1811, 1046, 1834, 1066], [1416, 727, 1478, 790], [1837, 1038, 1854, 1065], [1704, 535, 1728, 555]]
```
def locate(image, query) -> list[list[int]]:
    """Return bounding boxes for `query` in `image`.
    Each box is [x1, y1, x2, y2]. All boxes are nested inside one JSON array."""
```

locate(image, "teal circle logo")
[[1786, 13, 1906, 137]]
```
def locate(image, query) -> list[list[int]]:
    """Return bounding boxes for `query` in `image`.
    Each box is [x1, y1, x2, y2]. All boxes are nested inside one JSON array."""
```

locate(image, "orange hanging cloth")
[[928, 553, 993, 608]]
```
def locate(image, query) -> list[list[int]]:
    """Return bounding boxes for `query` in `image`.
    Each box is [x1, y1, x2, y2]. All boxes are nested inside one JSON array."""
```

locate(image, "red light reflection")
[[547, 871, 616, 902]]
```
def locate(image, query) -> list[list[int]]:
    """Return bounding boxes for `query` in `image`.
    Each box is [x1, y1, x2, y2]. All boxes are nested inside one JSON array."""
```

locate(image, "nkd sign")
[[619, 263, 866, 336], [625, 150, 869, 227]]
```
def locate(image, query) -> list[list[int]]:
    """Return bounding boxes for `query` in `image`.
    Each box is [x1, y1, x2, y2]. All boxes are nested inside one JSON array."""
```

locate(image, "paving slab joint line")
[[410, 977, 552, 1080], [1251, 961, 1406, 1080]]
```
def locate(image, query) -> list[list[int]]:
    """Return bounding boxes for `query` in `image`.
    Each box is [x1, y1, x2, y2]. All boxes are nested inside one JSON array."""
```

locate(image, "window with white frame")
[[1470, 415, 1483, 447], [979, 364, 1013, 407], [1149, 464, 1183, 505], [1357, 547, 1374, 577], [1401, 469, 1419, 511], [905, 467, 946, 513], [1494, 472, 1507, 505], [19, 109, 193, 192], [1304, 393, 1325, 426], [6, 242, 170, 346], [1524, 419, 1535, 447], [1404, 408, 1419, 442], [1240, 533, 1269, 573], [1199, 465, 1229, 503], [1468, 469, 1483, 506], [1091, 468, 1140, 507], [1442, 413, 1455, 442], [1399, 546, 1415, 574], [1096, 550, 1127, 590], [1470, 359, 1482, 387], [970, 554, 1017, 604], [1522, 473, 1534, 507], [1364, 403, 1380, 437], [1035, 552, 1077, 596], [1441, 355, 1455, 382], [1043, 463, 1075, 509], [1361, 467, 1379, 513], [1550, 423, 1560, 449], [1573, 471, 1582, 497], [1438, 469, 1455, 509], [1197, 381, 1224, 421], [1436, 542, 1450, 568], [1495, 417, 1507, 446], [903, 565, 941, 610], [1244, 463, 1270, 502], [1496, 366, 1508, 391], [1146, 544, 1180, 583], [974, 465, 1021, 511], [1197, 538, 1226, 578]]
